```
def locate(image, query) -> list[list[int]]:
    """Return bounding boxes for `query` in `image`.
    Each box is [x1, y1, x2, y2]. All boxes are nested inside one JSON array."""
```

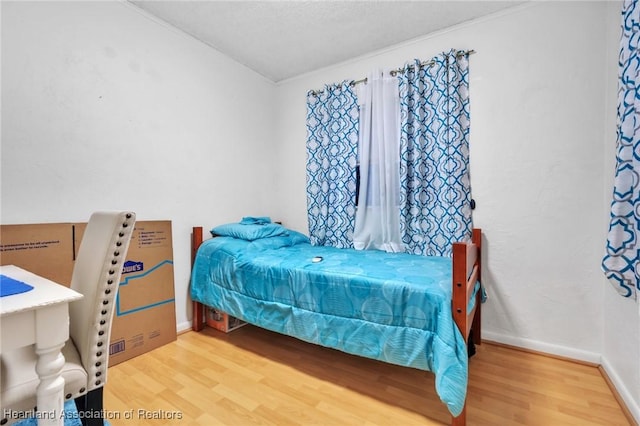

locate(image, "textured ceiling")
[[128, 1, 524, 82]]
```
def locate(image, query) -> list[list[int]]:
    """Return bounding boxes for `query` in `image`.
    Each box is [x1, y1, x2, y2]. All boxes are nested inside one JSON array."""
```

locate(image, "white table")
[[1, 265, 83, 426]]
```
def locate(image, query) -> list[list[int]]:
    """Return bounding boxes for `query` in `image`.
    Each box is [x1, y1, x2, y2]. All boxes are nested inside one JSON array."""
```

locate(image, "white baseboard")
[[601, 356, 640, 425], [481, 331, 601, 364], [177, 320, 192, 334]]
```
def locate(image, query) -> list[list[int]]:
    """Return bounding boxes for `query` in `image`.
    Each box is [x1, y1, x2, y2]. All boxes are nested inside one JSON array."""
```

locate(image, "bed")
[[190, 221, 482, 426]]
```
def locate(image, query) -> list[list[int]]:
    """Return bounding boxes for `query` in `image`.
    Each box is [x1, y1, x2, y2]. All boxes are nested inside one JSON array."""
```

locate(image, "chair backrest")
[[68, 211, 135, 391]]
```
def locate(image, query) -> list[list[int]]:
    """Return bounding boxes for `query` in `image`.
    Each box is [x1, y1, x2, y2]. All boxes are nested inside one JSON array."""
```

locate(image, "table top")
[[0, 265, 83, 316]]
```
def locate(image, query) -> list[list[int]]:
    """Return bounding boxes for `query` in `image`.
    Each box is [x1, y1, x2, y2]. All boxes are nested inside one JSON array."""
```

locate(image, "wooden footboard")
[[190, 226, 482, 426], [451, 228, 482, 426], [452, 228, 482, 345]]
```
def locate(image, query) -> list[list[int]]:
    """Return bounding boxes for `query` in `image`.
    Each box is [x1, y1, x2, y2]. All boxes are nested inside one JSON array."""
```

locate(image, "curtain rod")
[[310, 49, 476, 96]]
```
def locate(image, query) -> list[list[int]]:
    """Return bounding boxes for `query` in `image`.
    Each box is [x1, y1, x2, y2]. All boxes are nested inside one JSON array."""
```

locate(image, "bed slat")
[[466, 243, 477, 279], [467, 264, 479, 300]]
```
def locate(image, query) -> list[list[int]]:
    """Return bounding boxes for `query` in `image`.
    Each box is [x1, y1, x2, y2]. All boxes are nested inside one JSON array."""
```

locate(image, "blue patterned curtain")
[[602, 0, 640, 300], [398, 50, 472, 257], [306, 82, 359, 247]]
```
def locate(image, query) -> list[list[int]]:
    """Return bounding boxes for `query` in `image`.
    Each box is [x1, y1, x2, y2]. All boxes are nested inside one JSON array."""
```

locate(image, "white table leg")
[[34, 343, 66, 426], [34, 303, 69, 426]]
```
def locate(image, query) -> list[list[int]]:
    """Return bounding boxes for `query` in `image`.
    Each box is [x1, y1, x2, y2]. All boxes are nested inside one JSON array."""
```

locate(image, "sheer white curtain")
[[353, 69, 404, 252]]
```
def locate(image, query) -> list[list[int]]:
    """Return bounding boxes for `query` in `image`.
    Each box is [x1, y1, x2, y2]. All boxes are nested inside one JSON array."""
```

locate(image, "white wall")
[[273, 1, 639, 421], [1, 1, 277, 333]]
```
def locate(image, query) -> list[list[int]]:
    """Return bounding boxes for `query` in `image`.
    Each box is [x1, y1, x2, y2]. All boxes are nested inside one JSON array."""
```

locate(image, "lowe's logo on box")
[[122, 260, 144, 274]]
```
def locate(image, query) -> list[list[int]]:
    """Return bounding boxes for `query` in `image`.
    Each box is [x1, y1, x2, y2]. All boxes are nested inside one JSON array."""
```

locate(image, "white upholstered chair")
[[0, 211, 136, 426]]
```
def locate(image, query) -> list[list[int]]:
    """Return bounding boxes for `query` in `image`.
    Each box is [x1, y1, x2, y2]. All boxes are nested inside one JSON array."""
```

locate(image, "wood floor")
[[103, 325, 633, 426]]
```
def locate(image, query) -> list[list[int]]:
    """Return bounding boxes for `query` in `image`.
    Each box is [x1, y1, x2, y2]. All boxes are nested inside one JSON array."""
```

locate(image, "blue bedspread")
[[190, 233, 468, 416]]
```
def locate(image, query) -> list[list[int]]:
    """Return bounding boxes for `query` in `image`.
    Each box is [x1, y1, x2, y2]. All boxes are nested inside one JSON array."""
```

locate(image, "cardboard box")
[[0, 220, 177, 366], [205, 307, 247, 333], [0, 223, 76, 285], [103, 220, 177, 365]]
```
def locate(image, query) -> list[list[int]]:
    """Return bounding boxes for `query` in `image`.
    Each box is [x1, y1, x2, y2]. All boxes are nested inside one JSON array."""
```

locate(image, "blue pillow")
[[249, 236, 294, 250], [239, 216, 272, 225], [211, 223, 289, 241], [249, 231, 311, 250], [288, 230, 311, 245]]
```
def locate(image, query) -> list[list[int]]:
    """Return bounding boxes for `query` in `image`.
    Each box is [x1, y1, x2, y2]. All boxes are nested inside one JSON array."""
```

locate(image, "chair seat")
[[1, 340, 88, 416]]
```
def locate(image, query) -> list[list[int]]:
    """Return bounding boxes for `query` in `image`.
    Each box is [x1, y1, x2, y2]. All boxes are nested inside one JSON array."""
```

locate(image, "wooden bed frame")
[[190, 226, 482, 426]]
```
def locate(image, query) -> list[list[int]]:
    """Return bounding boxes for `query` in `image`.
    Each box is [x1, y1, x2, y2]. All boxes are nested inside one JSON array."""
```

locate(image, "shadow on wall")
[[478, 232, 520, 340]]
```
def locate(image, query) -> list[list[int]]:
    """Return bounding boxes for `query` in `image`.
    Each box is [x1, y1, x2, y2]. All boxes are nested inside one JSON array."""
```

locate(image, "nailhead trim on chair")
[[66, 212, 134, 401]]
